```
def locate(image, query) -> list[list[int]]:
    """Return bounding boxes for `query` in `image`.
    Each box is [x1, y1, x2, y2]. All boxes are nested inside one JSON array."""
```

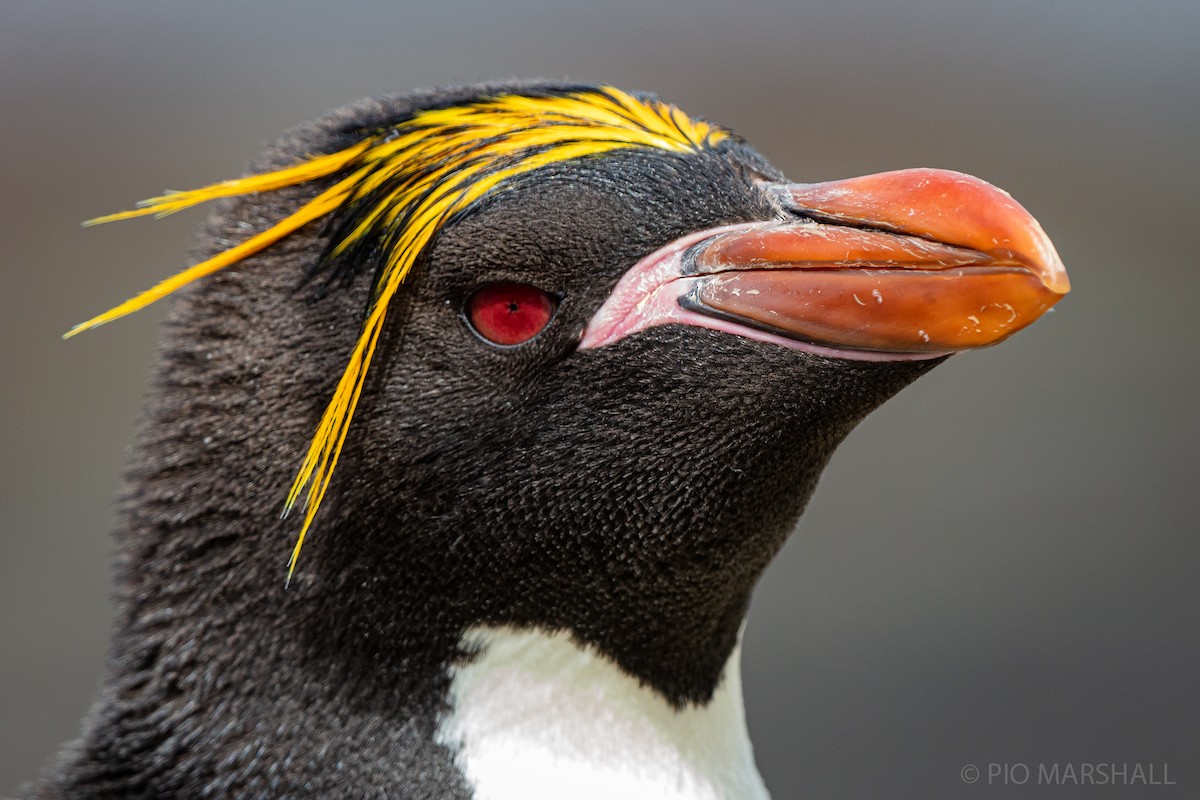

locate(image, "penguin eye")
[[464, 282, 558, 346]]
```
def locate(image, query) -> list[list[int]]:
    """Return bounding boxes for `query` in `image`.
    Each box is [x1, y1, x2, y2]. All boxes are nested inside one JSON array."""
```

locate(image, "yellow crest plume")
[[69, 86, 728, 578]]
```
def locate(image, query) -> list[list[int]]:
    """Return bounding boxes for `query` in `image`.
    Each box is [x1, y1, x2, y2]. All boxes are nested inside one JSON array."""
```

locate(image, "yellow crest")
[[69, 86, 728, 578]]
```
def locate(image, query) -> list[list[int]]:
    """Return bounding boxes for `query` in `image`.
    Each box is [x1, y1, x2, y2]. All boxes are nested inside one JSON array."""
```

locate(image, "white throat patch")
[[436, 626, 770, 800]]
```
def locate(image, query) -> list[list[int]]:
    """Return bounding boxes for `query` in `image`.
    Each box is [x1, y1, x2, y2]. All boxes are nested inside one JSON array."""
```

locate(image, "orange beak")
[[582, 168, 1068, 358], [681, 168, 1069, 354]]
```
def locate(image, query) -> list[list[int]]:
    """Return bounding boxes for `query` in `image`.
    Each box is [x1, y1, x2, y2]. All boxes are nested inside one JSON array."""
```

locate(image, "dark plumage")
[[28, 81, 1065, 799]]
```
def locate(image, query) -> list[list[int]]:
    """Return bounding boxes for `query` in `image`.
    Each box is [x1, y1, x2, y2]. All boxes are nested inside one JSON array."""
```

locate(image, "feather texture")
[[68, 86, 728, 577]]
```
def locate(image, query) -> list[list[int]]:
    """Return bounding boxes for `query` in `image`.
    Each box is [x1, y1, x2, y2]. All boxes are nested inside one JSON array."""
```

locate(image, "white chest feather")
[[436, 626, 770, 800]]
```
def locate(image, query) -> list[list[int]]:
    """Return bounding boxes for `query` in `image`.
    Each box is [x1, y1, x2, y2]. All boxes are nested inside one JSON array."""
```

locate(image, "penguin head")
[[80, 81, 1067, 704]]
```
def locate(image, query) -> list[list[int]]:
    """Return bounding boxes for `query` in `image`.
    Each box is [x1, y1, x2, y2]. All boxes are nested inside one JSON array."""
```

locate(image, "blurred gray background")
[[2, 1, 1197, 797]]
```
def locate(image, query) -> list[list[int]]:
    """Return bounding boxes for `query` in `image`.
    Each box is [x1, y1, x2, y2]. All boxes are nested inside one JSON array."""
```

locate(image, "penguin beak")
[[581, 168, 1069, 359]]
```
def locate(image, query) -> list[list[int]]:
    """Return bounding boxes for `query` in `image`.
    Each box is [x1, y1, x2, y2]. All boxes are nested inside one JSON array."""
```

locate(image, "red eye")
[[465, 282, 558, 346]]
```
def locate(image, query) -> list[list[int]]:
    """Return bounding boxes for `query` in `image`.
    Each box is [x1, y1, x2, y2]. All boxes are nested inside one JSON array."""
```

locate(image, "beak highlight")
[[582, 168, 1069, 359]]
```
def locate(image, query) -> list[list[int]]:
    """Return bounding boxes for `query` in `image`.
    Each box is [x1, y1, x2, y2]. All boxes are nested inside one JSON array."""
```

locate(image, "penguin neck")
[[438, 625, 771, 800]]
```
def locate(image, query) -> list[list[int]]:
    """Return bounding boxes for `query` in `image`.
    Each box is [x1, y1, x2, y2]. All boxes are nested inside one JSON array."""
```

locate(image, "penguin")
[[29, 81, 1068, 799]]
